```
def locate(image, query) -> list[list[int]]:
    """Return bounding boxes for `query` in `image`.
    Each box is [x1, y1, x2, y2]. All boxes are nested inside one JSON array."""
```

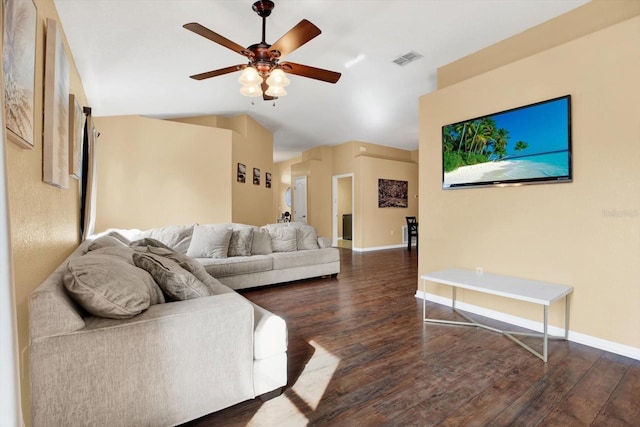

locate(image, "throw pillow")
[[87, 235, 129, 251], [130, 237, 174, 251], [251, 229, 273, 255], [228, 228, 254, 257], [296, 225, 320, 250], [269, 227, 297, 252], [147, 246, 228, 295], [186, 225, 233, 259], [64, 253, 164, 319], [133, 252, 212, 301]]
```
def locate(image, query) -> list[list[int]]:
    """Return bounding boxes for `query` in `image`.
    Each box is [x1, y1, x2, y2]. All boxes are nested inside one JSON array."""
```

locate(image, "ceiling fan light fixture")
[[266, 68, 290, 87], [265, 85, 287, 97], [238, 66, 261, 85], [240, 84, 263, 97]]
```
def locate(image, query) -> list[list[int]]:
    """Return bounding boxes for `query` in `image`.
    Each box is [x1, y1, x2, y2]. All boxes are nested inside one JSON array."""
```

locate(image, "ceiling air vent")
[[392, 51, 423, 66]]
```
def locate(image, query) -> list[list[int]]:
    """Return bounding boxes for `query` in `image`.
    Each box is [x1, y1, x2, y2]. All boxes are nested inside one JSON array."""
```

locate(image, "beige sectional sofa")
[[29, 222, 339, 426], [134, 221, 341, 289]]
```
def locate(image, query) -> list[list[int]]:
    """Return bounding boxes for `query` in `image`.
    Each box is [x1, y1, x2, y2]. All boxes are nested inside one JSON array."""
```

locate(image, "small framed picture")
[[253, 168, 260, 185], [265, 172, 272, 188], [237, 163, 246, 183]]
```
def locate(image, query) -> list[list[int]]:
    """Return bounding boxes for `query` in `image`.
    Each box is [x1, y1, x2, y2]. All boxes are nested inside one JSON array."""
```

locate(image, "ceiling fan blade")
[[280, 62, 341, 83], [262, 80, 276, 101], [184, 23, 251, 57], [269, 19, 321, 58], [190, 64, 244, 81]]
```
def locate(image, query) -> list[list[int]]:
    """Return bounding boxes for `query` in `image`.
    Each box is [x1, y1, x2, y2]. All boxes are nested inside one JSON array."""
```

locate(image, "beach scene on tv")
[[442, 97, 570, 188]]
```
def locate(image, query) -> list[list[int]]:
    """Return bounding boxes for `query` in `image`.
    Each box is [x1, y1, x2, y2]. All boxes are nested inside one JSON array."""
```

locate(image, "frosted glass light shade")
[[240, 84, 262, 97], [266, 69, 290, 87], [265, 85, 287, 97], [238, 66, 261, 85]]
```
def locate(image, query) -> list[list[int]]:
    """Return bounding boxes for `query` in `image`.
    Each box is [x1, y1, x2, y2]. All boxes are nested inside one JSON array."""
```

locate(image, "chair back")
[[406, 216, 418, 231]]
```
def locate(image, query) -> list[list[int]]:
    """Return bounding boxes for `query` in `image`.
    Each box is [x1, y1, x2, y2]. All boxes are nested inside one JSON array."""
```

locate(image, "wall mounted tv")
[[442, 95, 572, 189]]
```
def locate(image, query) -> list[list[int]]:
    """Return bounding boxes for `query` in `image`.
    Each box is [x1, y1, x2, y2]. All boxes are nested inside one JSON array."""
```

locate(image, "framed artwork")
[[2, 0, 37, 149], [237, 163, 246, 183], [265, 172, 272, 188], [68, 94, 83, 179], [253, 168, 260, 185], [43, 19, 70, 188], [378, 179, 408, 208]]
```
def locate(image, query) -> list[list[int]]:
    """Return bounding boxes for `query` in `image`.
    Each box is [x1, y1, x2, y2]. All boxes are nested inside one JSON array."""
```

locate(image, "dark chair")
[[406, 216, 418, 252]]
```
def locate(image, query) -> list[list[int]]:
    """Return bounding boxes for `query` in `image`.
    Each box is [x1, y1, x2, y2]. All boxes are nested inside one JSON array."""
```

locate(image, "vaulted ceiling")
[[54, 0, 589, 161]]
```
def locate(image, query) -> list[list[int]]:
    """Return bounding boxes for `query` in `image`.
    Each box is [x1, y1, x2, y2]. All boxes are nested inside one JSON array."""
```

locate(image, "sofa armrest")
[[317, 237, 332, 248], [30, 293, 255, 427]]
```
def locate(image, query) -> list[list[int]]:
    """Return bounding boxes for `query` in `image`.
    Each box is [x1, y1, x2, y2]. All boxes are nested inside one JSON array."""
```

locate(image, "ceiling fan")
[[184, 0, 341, 100]]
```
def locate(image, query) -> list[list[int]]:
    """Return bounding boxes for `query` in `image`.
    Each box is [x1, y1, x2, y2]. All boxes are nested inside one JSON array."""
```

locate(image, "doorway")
[[332, 174, 354, 248]]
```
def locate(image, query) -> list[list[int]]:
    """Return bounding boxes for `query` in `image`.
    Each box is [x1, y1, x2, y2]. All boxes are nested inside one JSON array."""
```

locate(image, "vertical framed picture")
[[253, 168, 260, 185], [237, 163, 246, 183], [2, 0, 37, 149], [43, 18, 70, 188], [68, 94, 83, 179], [265, 172, 272, 188]]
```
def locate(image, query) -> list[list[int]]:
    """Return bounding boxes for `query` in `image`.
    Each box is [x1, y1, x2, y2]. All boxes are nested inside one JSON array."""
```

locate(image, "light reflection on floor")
[[249, 340, 340, 426]]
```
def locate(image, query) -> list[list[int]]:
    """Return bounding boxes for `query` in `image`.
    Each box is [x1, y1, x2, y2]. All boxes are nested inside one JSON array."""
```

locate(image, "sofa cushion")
[[251, 229, 273, 255], [186, 225, 233, 259], [268, 227, 297, 252], [228, 228, 253, 257], [88, 246, 140, 265], [133, 252, 212, 301], [137, 224, 195, 254], [296, 225, 320, 250], [147, 246, 231, 295], [271, 248, 340, 270], [198, 255, 273, 278], [64, 253, 164, 319]]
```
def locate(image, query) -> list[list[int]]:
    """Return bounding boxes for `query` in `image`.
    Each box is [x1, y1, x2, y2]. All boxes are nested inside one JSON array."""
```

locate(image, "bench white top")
[[421, 268, 572, 305]]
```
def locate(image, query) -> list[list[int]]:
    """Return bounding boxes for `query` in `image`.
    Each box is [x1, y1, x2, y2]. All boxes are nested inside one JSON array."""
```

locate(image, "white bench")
[[421, 268, 573, 362]]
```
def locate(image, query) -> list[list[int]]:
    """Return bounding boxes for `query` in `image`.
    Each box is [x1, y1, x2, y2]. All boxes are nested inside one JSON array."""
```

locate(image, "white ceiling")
[[53, 0, 589, 162]]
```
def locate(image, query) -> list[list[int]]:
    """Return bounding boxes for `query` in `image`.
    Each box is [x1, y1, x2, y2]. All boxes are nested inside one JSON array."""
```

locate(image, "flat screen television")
[[442, 95, 572, 189]]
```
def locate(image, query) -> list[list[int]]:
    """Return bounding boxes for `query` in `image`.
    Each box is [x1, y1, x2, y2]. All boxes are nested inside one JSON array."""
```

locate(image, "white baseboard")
[[352, 243, 407, 252], [415, 290, 640, 361]]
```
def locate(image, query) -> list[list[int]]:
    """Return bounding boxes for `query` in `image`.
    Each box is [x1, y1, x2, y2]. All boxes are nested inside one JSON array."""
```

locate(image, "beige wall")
[[172, 114, 274, 226], [93, 116, 233, 231], [3, 0, 89, 422], [419, 15, 640, 350]]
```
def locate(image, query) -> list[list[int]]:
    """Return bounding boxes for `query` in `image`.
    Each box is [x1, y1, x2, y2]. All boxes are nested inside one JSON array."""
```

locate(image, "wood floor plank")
[[181, 248, 640, 427]]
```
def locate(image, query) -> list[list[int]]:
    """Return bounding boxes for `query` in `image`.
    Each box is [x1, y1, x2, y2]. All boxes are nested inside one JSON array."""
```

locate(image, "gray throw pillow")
[[130, 237, 174, 251], [228, 228, 254, 257], [64, 253, 164, 319], [269, 227, 297, 252], [147, 246, 228, 295], [296, 225, 320, 250], [186, 225, 233, 258], [133, 252, 212, 300], [88, 235, 128, 251], [251, 229, 273, 255]]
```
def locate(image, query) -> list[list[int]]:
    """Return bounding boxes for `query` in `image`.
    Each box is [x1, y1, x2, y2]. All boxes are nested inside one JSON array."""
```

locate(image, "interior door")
[[293, 176, 307, 223]]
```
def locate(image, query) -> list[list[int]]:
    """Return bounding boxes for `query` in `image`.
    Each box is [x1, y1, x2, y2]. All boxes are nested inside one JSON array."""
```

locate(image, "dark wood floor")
[[184, 248, 640, 426]]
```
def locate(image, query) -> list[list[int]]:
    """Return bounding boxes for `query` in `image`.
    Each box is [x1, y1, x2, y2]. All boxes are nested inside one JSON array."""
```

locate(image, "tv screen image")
[[442, 95, 572, 189]]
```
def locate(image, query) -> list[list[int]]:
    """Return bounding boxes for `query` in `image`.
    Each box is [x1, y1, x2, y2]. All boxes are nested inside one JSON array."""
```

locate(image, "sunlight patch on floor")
[[249, 340, 340, 426]]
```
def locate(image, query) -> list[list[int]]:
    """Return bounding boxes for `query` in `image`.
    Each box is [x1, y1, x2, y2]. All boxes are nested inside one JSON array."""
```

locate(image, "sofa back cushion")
[[64, 253, 164, 319], [186, 225, 233, 258], [296, 225, 320, 250], [268, 227, 297, 252], [137, 224, 195, 254]]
